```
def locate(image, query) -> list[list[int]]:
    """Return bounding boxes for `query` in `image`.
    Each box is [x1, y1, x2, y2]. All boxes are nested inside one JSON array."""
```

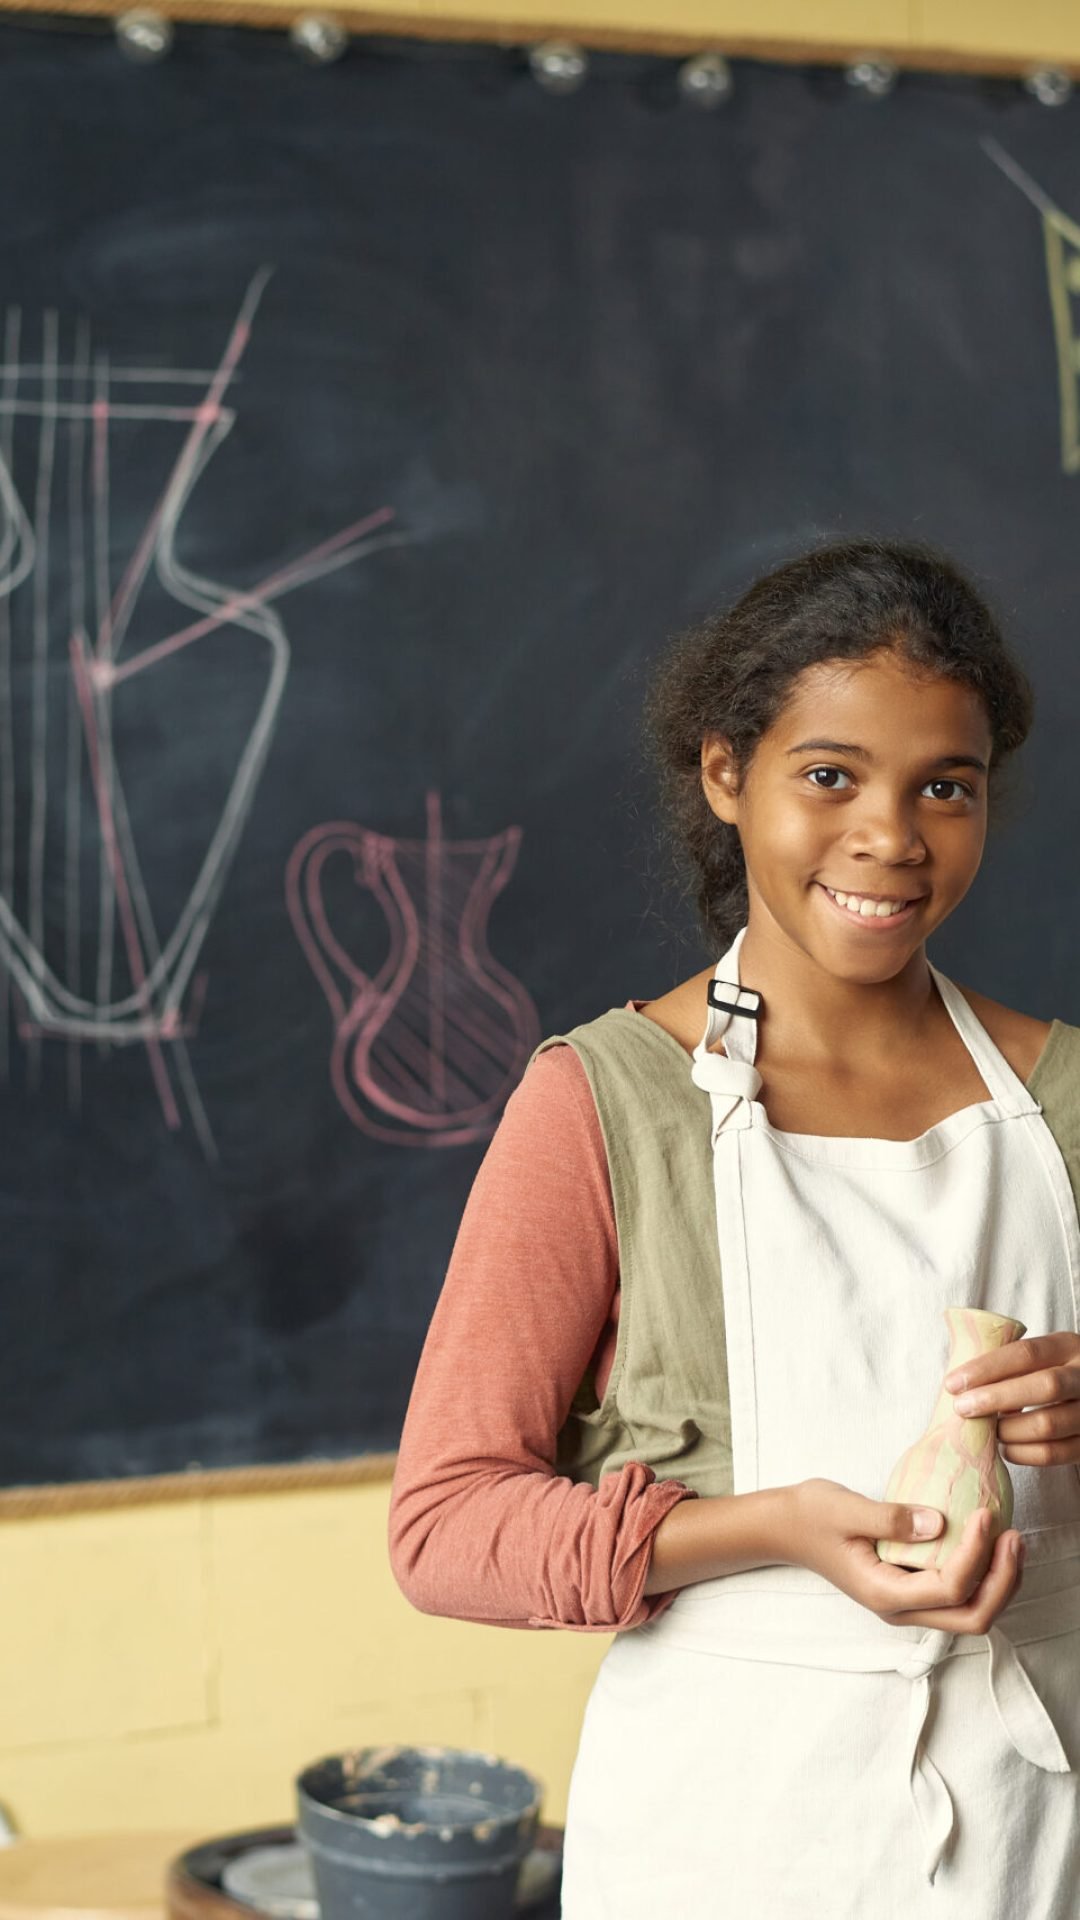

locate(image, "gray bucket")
[[295, 1745, 543, 1920]]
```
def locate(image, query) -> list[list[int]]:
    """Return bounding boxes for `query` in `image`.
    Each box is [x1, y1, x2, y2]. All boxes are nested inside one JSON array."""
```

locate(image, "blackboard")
[[2, 20, 1079, 1487]]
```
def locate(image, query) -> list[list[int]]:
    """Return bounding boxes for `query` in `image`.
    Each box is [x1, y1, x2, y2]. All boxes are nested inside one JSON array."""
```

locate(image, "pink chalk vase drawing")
[[285, 790, 540, 1147], [876, 1305, 1024, 1571]]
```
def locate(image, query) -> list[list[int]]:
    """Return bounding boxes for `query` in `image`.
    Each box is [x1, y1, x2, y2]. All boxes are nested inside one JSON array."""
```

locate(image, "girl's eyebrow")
[[784, 737, 989, 774]]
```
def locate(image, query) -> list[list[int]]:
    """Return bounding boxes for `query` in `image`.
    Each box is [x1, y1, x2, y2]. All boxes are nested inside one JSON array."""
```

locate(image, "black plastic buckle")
[[706, 980, 762, 1019]]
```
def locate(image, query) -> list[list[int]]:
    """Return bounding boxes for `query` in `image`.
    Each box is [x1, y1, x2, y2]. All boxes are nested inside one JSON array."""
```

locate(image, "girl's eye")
[[806, 767, 852, 791], [805, 767, 974, 802]]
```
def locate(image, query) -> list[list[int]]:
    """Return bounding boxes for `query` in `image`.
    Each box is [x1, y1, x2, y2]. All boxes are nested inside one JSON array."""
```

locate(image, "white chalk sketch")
[[984, 139, 1080, 474], [0, 270, 406, 1158]]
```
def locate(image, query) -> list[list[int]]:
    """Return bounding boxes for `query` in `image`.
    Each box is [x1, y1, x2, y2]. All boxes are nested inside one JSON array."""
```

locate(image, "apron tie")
[[904, 1672, 955, 1887], [894, 1625, 1071, 1885], [652, 1588, 1079, 1889], [893, 1630, 958, 1884], [985, 1622, 1071, 1770], [887, 1628, 1060, 1881], [690, 1049, 762, 1139]]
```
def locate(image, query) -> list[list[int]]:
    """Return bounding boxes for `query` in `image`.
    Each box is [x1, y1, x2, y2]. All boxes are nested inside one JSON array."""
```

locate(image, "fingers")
[[876, 1503, 992, 1606], [883, 1500, 945, 1546], [911, 1528, 1022, 1634], [878, 1511, 1025, 1631]]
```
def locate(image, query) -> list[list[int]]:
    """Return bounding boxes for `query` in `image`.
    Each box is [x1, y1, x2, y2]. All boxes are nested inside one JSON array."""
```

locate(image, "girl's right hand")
[[786, 1478, 1025, 1634]]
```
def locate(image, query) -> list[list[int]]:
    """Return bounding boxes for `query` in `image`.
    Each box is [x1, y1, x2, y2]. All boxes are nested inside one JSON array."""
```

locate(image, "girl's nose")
[[847, 813, 926, 864]]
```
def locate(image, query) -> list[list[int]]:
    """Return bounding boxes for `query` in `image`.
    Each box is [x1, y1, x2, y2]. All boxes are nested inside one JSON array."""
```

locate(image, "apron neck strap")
[[694, 928, 763, 1065]]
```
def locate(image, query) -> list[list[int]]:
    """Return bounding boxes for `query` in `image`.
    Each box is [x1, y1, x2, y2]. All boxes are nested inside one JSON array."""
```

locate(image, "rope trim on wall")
[[0, 1453, 397, 1519]]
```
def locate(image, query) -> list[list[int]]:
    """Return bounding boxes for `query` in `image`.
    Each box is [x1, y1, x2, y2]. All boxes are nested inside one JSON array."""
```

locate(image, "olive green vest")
[[533, 1013, 1080, 1501]]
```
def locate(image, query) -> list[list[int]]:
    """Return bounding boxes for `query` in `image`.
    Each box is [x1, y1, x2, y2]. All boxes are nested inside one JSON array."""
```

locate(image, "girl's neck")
[[639, 932, 944, 1075], [735, 921, 940, 1076]]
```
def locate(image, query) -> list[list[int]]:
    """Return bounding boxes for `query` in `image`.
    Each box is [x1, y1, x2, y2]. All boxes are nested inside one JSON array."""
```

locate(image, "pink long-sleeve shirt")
[[387, 1005, 699, 1633]]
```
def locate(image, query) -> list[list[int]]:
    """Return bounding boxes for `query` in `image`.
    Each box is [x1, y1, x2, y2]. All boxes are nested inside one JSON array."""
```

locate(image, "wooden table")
[[0, 1834, 206, 1920]]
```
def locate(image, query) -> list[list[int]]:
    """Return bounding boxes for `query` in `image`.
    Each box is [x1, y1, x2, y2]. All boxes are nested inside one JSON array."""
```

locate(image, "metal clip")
[[706, 980, 763, 1019]]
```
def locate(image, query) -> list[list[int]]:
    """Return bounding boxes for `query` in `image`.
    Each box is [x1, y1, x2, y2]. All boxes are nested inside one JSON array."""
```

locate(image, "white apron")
[[560, 928, 1080, 1918]]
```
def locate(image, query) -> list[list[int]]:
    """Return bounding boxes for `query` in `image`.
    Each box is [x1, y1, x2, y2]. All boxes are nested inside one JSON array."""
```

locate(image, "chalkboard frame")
[[0, 1452, 396, 1518], [5, 18, 1080, 1496]]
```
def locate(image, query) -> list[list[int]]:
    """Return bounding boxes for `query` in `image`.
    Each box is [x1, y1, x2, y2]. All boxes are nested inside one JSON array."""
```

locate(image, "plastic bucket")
[[295, 1745, 542, 1920]]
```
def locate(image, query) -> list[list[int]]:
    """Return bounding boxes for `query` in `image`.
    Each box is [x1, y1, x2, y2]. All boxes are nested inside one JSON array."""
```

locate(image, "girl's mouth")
[[816, 882, 920, 930]]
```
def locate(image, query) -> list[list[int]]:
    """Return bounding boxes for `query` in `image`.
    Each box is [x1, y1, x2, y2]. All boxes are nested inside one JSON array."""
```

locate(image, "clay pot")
[[876, 1305, 1024, 1571]]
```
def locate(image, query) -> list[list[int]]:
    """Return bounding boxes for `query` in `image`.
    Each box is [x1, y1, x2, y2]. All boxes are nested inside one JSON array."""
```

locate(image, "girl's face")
[[701, 647, 994, 974]]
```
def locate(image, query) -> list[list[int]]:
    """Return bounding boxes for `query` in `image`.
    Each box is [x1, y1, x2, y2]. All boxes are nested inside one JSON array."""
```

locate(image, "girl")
[[388, 538, 1080, 1917]]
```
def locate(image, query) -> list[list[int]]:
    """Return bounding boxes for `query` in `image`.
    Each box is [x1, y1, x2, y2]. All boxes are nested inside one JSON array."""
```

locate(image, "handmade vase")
[[876, 1305, 1025, 1571]]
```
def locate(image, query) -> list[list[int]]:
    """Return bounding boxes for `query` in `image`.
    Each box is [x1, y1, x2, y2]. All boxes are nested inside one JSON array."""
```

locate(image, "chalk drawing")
[[984, 139, 1080, 475], [286, 791, 540, 1146], [0, 270, 407, 1158]]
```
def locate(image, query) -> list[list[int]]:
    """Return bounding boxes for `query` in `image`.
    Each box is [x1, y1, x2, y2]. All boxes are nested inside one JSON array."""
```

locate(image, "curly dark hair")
[[642, 537, 1035, 954]]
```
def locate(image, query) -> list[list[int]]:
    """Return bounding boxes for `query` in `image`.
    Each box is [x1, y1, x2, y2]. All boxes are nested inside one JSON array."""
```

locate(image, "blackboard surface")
[[2, 23, 1079, 1486]]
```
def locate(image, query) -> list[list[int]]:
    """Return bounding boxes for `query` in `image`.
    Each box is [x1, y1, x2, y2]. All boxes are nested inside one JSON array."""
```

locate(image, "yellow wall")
[[14, 0, 1080, 66], [0, 1483, 608, 1838], [914, 2, 1080, 63], [150, 0, 1080, 68], [334, 0, 912, 51]]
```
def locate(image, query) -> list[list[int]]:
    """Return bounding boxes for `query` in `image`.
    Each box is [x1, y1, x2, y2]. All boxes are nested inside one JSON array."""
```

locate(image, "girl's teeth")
[[825, 886, 907, 919]]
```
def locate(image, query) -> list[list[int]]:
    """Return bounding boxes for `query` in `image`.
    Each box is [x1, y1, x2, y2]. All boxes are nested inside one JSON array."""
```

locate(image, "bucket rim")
[[295, 1746, 543, 1835]]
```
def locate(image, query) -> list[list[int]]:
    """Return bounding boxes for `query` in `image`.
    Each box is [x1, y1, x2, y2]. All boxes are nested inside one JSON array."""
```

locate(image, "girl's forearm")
[[642, 1485, 798, 1594]]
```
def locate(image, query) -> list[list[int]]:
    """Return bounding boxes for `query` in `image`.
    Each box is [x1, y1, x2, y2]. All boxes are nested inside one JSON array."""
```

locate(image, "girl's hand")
[[946, 1332, 1080, 1466], [787, 1479, 1024, 1634]]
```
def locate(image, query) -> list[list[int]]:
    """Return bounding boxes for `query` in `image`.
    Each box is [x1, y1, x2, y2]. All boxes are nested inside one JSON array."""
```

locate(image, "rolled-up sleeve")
[[387, 1043, 697, 1631]]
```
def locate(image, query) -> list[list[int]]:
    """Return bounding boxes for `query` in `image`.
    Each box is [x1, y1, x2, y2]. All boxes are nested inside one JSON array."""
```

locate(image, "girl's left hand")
[[946, 1333, 1080, 1466]]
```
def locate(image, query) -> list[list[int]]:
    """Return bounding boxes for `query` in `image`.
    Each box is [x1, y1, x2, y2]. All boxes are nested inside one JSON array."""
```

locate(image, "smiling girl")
[[389, 538, 1080, 1917]]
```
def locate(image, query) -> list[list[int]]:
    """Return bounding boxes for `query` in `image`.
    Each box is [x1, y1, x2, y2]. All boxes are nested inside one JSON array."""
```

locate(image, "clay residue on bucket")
[[319, 1744, 540, 1850], [363, 1812, 429, 1841], [341, 1745, 402, 1784]]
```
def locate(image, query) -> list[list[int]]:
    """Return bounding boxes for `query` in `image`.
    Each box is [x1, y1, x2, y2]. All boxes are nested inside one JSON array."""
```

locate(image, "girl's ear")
[[701, 735, 740, 825]]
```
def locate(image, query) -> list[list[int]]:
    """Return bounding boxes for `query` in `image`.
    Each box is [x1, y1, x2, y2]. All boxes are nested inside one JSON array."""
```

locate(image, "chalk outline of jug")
[[286, 792, 540, 1147]]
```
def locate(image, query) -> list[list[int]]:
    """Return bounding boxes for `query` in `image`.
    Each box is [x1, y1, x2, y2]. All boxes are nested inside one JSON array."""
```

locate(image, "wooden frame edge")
[[0, 4, 1076, 78], [0, 1453, 398, 1519]]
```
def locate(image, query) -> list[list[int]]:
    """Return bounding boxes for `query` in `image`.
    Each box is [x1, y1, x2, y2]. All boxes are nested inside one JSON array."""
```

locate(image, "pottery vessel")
[[876, 1305, 1025, 1571]]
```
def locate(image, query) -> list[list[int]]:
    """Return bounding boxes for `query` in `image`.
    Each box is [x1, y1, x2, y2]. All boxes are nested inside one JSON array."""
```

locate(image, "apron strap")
[[691, 963, 764, 1132], [694, 977, 762, 1053]]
